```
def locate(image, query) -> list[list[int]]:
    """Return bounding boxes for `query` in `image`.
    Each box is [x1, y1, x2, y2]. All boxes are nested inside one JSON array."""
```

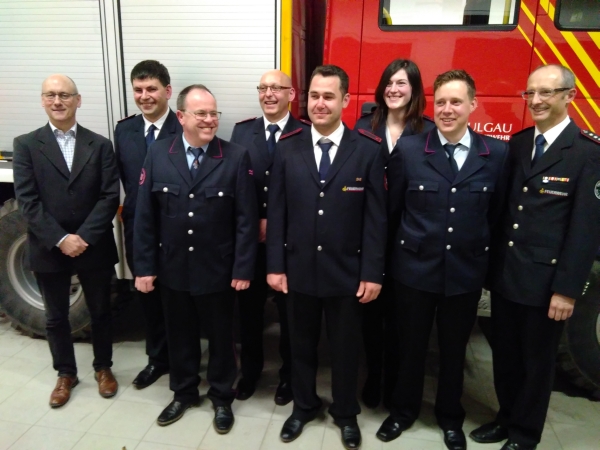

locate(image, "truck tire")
[[557, 260, 600, 399], [0, 199, 90, 337]]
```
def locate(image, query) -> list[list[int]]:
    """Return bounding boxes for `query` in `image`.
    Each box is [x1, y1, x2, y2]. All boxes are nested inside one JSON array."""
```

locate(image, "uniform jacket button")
[[551, 259, 557, 264], [218, 192, 224, 197], [263, 203, 267, 207], [317, 245, 322, 251], [448, 227, 453, 232], [446, 245, 451, 250], [523, 187, 528, 192], [320, 192, 325, 197], [419, 185, 424, 190], [189, 247, 194, 251], [265, 171, 270, 176], [189, 193, 194, 198], [264, 187, 268, 192], [188, 212, 194, 217], [163, 187, 168, 192], [188, 230, 193, 234], [451, 187, 457, 193], [508, 241, 514, 247]]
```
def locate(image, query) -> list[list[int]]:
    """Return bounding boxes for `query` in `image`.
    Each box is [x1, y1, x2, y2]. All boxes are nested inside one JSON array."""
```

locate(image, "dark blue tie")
[[444, 143, 459, 176], [318, 140, 333, 182], [266, 123, 280, 155], [532, 134, 546, 167], [189, 147, 204, 175], [146, 124, 157, 149]]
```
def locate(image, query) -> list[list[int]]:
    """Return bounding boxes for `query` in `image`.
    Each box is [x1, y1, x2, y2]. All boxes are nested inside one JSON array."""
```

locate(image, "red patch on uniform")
[[384, 173, 388, 190], [139, 168, 146, 185], [248, 169, 254, 175], [358, 128, 382, 143], [280, 128, 303, 140]]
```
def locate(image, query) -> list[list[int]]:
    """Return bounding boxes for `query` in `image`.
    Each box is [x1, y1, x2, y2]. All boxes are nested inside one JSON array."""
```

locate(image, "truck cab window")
[[555, 0, 600, 30], [381, 0, 518, 28]]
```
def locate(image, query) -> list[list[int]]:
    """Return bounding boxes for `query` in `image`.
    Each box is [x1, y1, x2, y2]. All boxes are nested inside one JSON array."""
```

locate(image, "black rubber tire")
[[557, 260, 600, 399], [0, 199, 91, 337]]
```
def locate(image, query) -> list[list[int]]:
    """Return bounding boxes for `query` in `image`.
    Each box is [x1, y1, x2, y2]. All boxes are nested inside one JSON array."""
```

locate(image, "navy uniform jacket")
[[388, 128, 509, 296], [489, 121, 600, 307], [13, 124, 120, 272], [230, 115, 311, 219], [266, 126, 388, 297], [354, 112, 435, 160], [114, 110, 182, 274], [134, 135, 258, 296]]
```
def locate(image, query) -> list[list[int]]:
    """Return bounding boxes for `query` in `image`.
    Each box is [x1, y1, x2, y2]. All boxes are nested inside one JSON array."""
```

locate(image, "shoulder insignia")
[[235, 117, 257, 124], [280, 128, 303, 140], [358, 128, 382, 143], [117, 114, 137, 123], [581, 130, 600, 145], [299, 118, 312, 126]]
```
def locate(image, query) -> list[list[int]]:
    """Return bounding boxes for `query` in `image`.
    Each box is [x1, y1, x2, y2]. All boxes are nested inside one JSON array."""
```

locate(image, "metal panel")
[[0, 0, 110, 152], [119, 0, 278, 139]]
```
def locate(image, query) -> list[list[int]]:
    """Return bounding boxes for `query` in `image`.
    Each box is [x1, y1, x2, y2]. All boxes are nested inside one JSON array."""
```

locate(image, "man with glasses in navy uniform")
[[134, 84, 257, 432], [471, 65, 600, 450], [229, 70, 309, 405]]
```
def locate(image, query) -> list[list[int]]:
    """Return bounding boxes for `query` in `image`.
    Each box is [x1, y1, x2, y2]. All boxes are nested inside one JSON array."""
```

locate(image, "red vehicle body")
[[291, 0, 599, 139]]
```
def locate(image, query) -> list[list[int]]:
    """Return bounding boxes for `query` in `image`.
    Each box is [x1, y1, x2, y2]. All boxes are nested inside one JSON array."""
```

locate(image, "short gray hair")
[[176, 84, 213, 111]]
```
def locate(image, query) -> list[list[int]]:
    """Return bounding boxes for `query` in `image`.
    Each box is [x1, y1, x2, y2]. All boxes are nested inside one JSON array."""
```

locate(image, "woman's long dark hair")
[[371, 59, 426, 134]]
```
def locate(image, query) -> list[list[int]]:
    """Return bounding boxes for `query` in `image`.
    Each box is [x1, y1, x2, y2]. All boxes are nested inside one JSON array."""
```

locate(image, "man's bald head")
[[258, 70, 295, 122], [41, 74, 81, 132]]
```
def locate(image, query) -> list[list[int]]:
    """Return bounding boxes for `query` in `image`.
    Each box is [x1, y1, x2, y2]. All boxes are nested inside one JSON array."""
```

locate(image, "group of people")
[[11, 58, 600, 450]]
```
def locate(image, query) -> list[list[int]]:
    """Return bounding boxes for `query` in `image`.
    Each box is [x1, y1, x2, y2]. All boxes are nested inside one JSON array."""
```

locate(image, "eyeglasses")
[[42, 92, 79, 101], [183, 110, 221, 120], [257, 85, 292, 93], [521, 88, 571, 100]]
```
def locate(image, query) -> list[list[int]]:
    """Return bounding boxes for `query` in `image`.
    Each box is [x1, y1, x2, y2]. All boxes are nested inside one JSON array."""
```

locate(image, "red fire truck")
[[0, 0, 598, 395]]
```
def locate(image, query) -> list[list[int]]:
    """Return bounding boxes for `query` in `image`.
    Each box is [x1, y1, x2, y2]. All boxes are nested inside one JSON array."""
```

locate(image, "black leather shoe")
[[469, 422, 509, 443], [501, 440, 537, 450], [361, 375, 381, 408], [376, 416, 404, 442], [274, 380, 293, 406], [213, 406, 234, 434], [235, 378, 256, 401], [443, 429, 467, 450], [340, 424, 362, 449], [157, 399, 200, 426], [280, 417, 306, 442], [133, 364, 168, 389]]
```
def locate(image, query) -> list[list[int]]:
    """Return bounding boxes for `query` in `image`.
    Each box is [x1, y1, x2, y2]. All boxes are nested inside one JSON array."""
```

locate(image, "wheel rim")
[[7, 234, 83, 310]]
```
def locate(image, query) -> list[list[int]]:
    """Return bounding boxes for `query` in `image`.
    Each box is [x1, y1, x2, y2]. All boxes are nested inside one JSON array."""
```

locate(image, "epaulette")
[[280, 128, 303, 140], [581, 130, 600, 145], [511, 126, 534, 138], [357, 128, 382, 143], [299, 118, 312, 126], [117, 114, 137, 123], [235, 117, 257, 124]]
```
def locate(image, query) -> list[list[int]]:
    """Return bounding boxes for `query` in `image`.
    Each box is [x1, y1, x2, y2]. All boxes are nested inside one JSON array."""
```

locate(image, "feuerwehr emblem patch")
[[139, 168, 146, 185], [595, 181, 600, 200]]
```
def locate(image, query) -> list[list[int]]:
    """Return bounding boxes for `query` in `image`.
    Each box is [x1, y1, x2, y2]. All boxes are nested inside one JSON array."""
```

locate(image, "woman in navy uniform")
[[354, 59, 435, 409]]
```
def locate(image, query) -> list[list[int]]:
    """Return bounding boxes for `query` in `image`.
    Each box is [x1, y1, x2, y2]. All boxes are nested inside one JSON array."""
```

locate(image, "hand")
[[232, 279, 250, 291], [356, 281, 382, 304], [548, 293, 575, 321], [59, 234, 88, 257], [267, 273, 288, 293], [258, 219, 267, 243], [135, 276, 157, 293]]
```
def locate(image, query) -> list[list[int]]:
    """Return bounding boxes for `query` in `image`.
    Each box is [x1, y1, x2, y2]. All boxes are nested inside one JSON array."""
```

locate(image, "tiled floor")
[[0, 300, 599, 450]]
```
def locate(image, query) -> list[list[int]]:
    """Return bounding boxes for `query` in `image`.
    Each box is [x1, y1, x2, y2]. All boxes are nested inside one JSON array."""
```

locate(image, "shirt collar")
[[181, 134, 209, 153], [437, 128, 471, 150], [535, 115, 571, 148], [143, 108, 171, 134], [49, 122, 77, 136], [263, 112, 290, 132], [311, 122, 345, 147]]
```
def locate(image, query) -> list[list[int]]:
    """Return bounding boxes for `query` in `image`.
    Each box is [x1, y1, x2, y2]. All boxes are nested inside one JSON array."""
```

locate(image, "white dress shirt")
[[533, 115, 571, 160], [437, 129, 472, 171], [143, 108, 170, 140], [311, 122, 345, 167], [263, 112, 290, 143]]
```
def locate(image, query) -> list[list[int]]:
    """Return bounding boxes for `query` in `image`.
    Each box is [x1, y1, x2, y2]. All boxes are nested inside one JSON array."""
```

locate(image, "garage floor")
[[0, 299, 599, 450]]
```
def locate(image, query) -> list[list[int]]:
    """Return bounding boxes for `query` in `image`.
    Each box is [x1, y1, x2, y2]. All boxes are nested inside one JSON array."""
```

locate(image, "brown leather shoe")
[[49, 375, 79, 408], [94, 368, 118, 398]]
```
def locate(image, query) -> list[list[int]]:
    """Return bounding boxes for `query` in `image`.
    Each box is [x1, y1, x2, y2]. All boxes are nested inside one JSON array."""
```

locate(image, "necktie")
[[146, 124, 157, 149], [266, 123, 280, 155], [532, 134, 546, 167], [189, 147, 204, 175], [444, 143, 459, 176], [318, 140, 334, 182]]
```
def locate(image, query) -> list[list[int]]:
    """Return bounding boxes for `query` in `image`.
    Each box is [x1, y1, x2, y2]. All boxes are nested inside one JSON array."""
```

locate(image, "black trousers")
[[361, 276, 399, 402], [287, 291, 362, 426], [236, 244, 291, 384], [124, 218, 169, 371], [137, 282, 169, 370], [35, 268, 114, 376], [390, 282, 479, 430], [161, 285, 237, 406], [491, 292, 564, 447]]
